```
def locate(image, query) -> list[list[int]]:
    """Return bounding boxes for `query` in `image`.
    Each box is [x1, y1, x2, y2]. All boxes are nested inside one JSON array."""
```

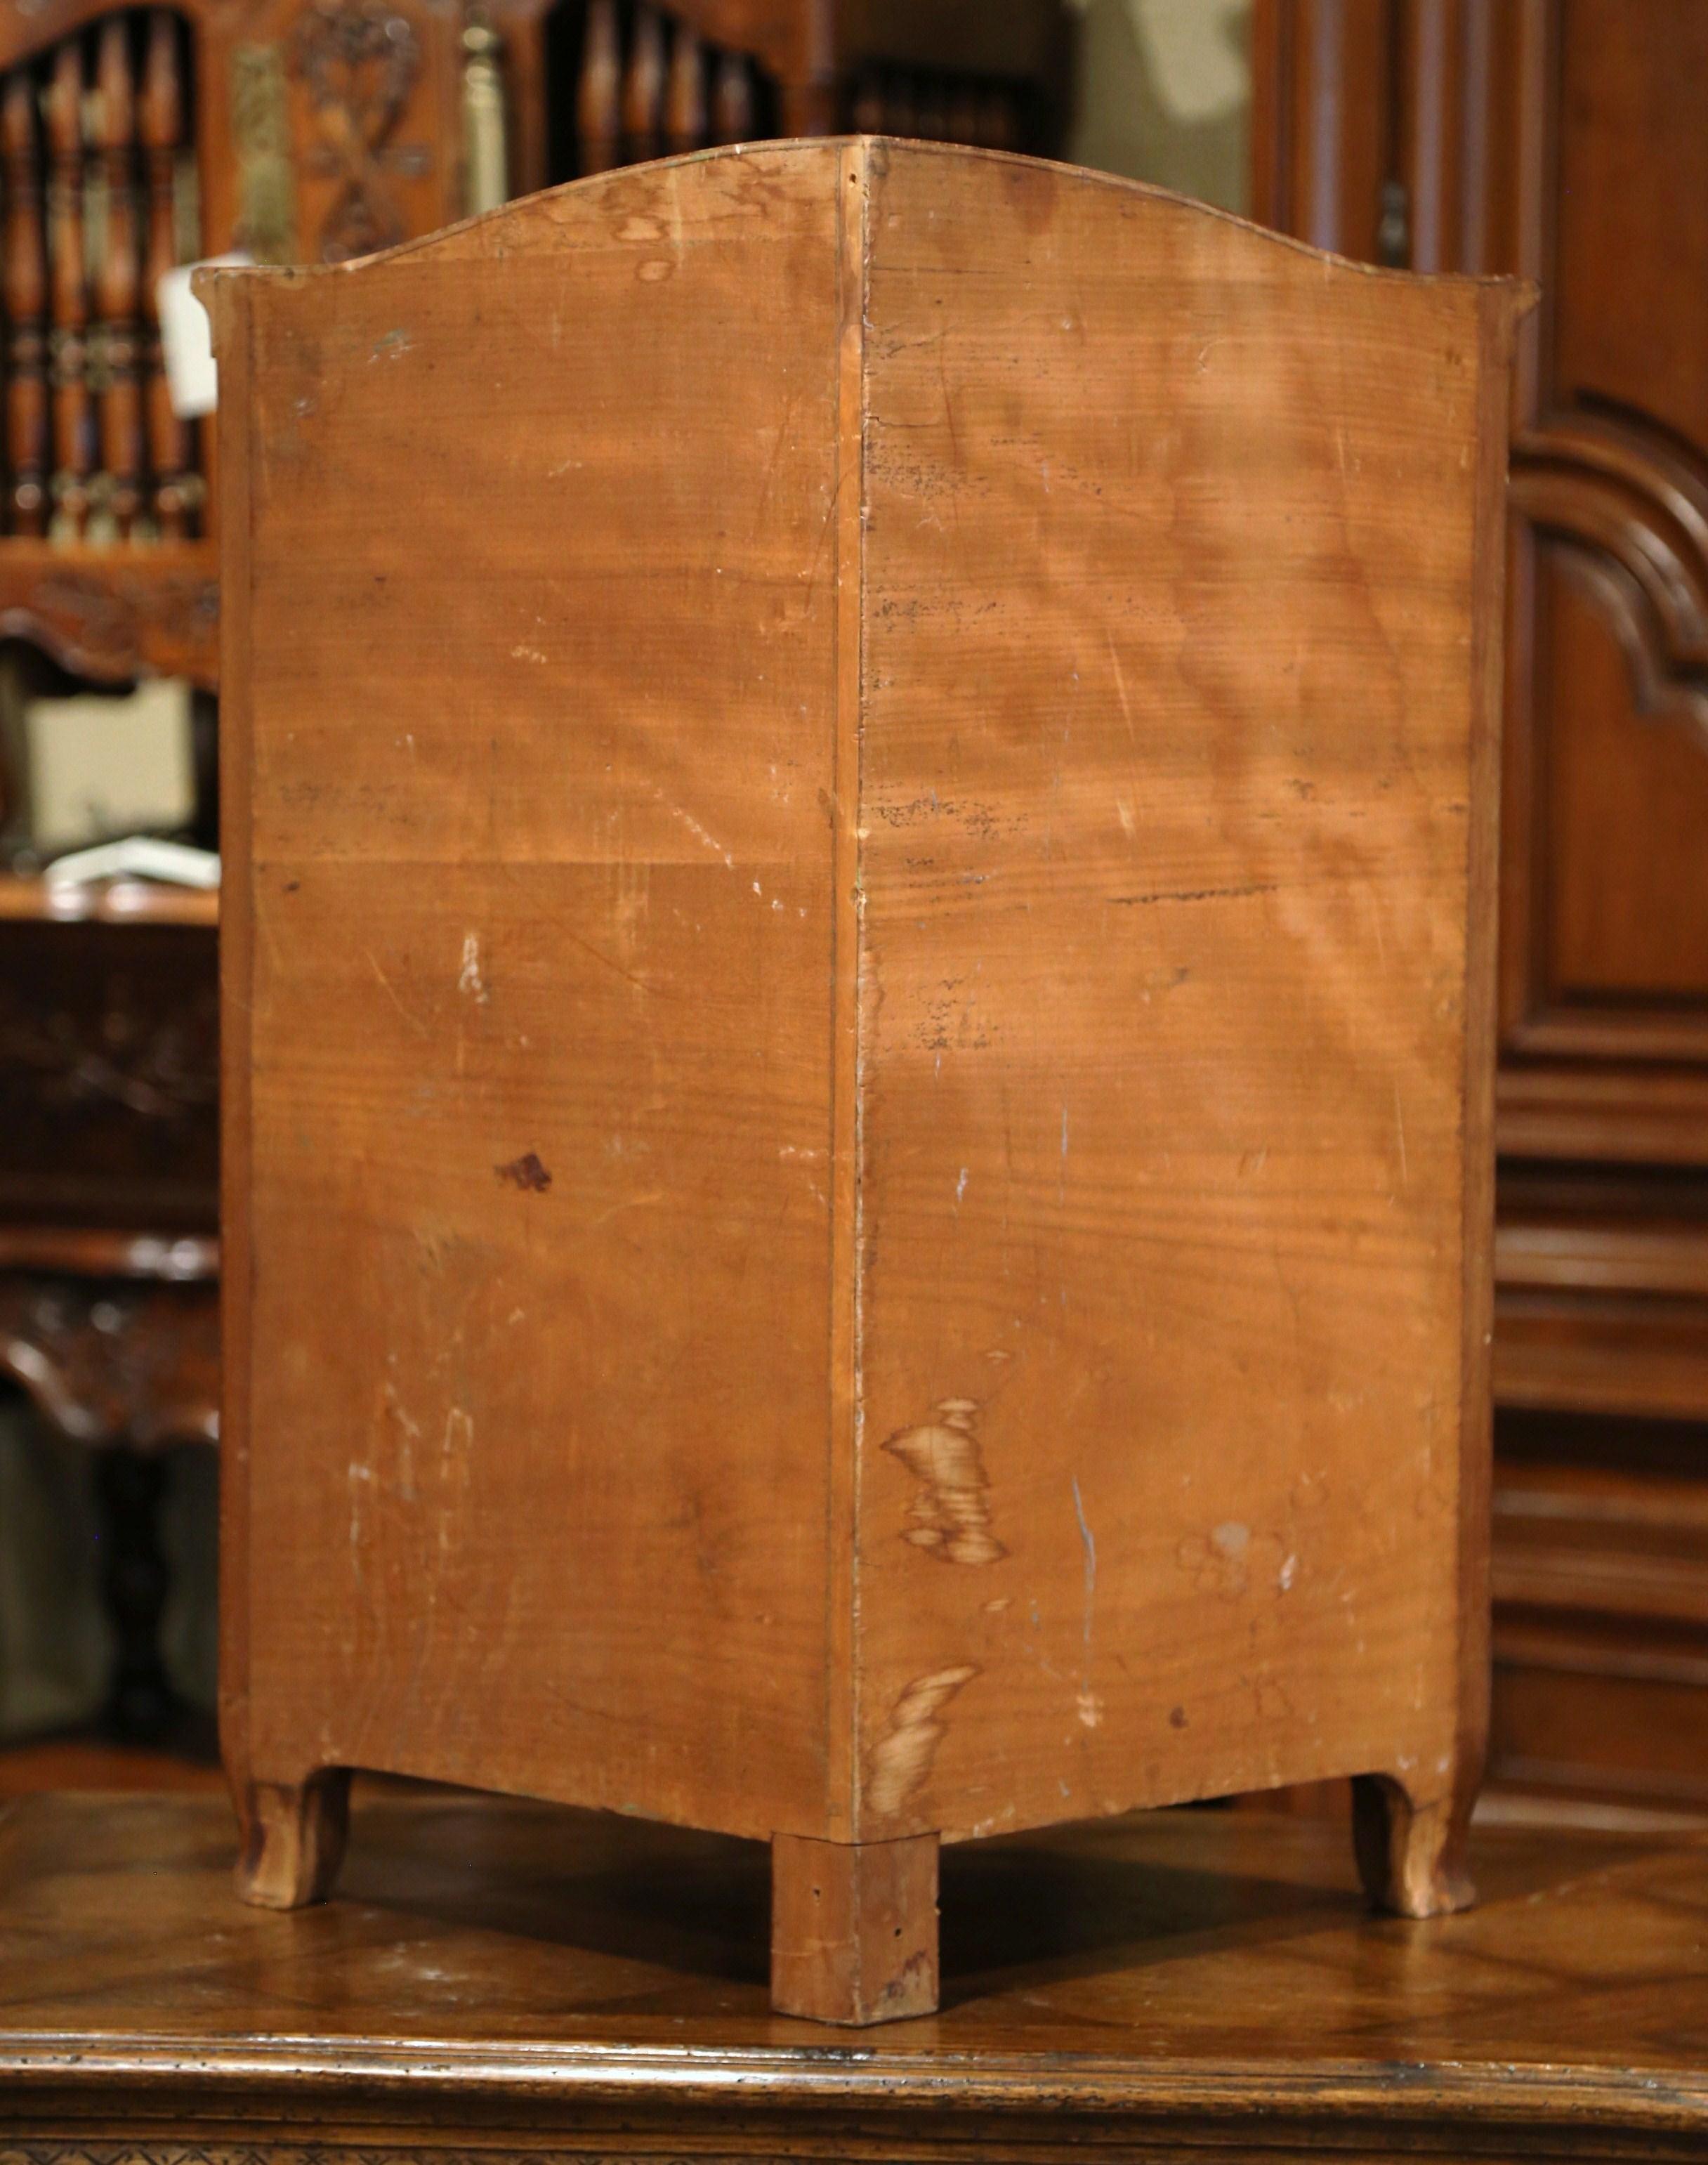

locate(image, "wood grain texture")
[[4, 1791, 1708, 2162], [214, 140, 1523, 2004], [770, 1830, 938, 2022], [850, 143, 1519, 1853], [216, 145, 846, 1846]]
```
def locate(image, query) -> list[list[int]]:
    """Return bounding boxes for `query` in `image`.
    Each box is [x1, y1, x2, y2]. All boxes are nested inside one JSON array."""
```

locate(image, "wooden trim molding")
[[0, 1270, 218, 1447], [1511, 411, 1708, 725], [1494, 1288, 1708, 1422], [1499, 1063, 1708, 1165], [0, 543, 218, 688]]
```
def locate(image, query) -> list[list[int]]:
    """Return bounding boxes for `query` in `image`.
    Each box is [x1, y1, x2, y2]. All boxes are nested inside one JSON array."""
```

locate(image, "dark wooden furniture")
[[4, 1788, 1708, 2159], [1252, 0, 1708, 1826], [0, 0, 1068, 1764], [209, 138, 1524, 2019]]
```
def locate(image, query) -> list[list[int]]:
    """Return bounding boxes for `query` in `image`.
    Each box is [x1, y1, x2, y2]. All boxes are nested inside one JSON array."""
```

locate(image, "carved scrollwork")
[[1511, 407, 1708, 735], [0, 563, 218, 688], [292, 0, 427, 261], [0, 1270, 218, 1446], [0, 974, 217, 1126]]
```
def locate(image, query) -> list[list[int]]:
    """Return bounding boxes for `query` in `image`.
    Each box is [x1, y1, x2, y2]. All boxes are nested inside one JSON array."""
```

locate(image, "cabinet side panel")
[[856, 145, 1497, 1840], [215, 278, 258, 1795], [239, 148, 841, 1840]]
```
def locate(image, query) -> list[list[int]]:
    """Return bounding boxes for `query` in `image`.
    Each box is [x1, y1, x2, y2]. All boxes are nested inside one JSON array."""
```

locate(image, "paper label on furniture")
[[158, 256, 252, 419]]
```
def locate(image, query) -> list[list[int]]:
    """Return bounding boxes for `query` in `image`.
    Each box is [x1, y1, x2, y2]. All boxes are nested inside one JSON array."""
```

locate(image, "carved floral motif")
[[292, 0, 427, 261]]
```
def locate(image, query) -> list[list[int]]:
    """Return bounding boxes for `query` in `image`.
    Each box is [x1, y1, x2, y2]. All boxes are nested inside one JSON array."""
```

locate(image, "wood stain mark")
[[1110, 882, 1280, 908], [882, 1398, 1007, 1565], [1176, 1520, 1289, 1600], [867, 1663, 979, 1817], [494, 1151, 551, 1193], [364, 950, 428, 1037]]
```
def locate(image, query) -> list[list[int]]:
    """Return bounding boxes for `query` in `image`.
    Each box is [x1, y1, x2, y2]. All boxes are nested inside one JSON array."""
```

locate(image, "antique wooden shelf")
[[0, 875, 218, 926]]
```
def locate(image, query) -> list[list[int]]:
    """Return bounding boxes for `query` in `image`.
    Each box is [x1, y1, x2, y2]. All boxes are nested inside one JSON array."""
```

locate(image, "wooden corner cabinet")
[[0, 0, 1070, 1758], [210, 137, 1522, 2021], [1253, 0, 1708, 1823]]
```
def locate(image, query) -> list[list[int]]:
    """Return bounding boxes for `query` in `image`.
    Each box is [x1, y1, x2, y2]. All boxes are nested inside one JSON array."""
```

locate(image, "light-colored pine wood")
[[770, 1831, 938, 2023], [210, 139, 1527, 2022]]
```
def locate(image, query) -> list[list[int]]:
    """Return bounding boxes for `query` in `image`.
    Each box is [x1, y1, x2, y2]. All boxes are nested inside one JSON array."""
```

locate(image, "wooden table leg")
[[770, 1830, 939, 2025]]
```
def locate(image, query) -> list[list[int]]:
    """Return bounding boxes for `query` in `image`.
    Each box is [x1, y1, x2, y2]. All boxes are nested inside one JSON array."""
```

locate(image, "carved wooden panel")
[[1254, 0, 1708, 1151], [1502, 6, 1708, 1084], [0, 1271, 218, 1446], [1251, 0, 1708, 1822], [0, 921, 217, 1230]]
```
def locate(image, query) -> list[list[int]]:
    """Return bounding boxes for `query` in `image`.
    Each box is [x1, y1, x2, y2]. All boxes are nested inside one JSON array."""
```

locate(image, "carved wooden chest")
[[209, 140, 1526, 2023]]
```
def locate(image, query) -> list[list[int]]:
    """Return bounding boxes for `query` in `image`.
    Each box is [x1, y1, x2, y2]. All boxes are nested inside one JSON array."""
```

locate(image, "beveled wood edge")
[[190, 136, 1542, 305], [1, 2036, 1707, 2130], [0, 1225, 218, 1277], [211, 264, 256, 1806], [0, 876, 219, 927]]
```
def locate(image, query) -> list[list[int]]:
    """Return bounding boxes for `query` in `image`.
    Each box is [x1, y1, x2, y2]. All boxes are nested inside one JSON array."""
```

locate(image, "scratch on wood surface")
[[666, 801, 735, 868], [364, 950, 428, 1036], [384, 1371, 421, 1503], [1393, 1080, 1410, 1186], [1072, 1474, 1101, 1728], [590, 1186, 664, 1227], [867, 1663, 978, 1817], [438, 1406, 474, 1555], [1105, 629, 1136, 740], [882, 1398, 1006, 1564], [346, 1459, 372, 1598]]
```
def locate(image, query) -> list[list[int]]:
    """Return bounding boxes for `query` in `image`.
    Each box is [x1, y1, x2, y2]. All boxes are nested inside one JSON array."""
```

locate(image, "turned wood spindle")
[[977, 85, 1018, 152], [914, 79, 948, 142], [1, 72, 49, 535], [622, 4, 666, 164], [664, 22, 705, 156], [94, 18, 145, 539], [710, 51, 754, 146], [45, 37, 94, 539], [140, 11, 195, 538], [946, 83, 980, 149], [575, 0, 621, 175], [461, 15, 509, 216], [850, 69, 884, 137]]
